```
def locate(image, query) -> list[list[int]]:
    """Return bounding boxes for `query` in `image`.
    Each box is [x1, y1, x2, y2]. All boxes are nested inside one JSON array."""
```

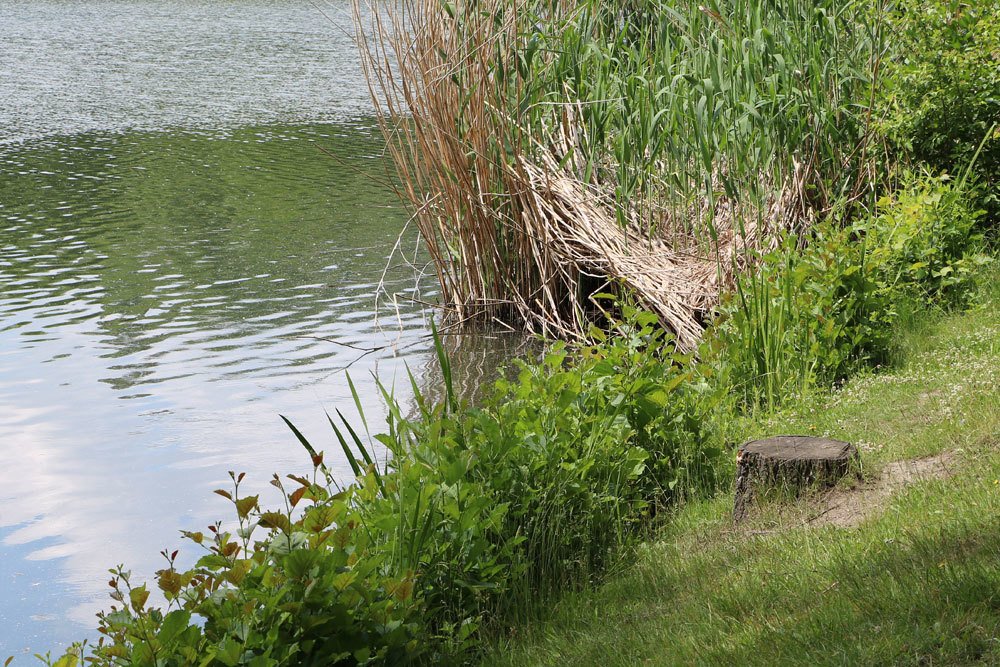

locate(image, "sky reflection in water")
[[0, 0, 439, 653]]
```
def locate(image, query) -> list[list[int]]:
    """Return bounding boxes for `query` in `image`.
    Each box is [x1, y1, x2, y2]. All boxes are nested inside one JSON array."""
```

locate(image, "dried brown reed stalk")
[[356, 0, 532, 323], [508, 117, 804, 348], [354, 0, 850, 349]]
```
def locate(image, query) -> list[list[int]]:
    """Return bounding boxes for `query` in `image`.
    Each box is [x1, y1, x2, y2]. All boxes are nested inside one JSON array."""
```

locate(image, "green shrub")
[[473, 310, 724, 601], [48, 313, 725, 666], [711, 172, 990, 412], [384, 309, 725, 621], [879, 0, 1000, 210], [70, 470, 435, 667], [710, 223, 892, 411], [860, 171, 990, 306]]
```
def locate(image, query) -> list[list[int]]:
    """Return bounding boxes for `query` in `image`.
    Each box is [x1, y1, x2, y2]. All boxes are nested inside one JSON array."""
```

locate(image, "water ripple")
[[0, 122, 438, 654]]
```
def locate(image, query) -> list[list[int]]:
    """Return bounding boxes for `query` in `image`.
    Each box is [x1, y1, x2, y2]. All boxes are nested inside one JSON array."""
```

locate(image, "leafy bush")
[[709, 224, 892, 411], [472, 310, 724, 600], [375, 309, 725, 624], [47, 313, 724, 666], [879, 0, 1000, 210], [72, 470, 435, 666], [710, 172, 989, 411], [860, 172, 990, 306]]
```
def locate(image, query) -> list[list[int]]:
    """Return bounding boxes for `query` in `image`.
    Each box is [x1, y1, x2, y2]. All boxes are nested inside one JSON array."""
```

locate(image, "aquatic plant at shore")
[[357, 0, 886, 345], [38, 314, 721, 666]]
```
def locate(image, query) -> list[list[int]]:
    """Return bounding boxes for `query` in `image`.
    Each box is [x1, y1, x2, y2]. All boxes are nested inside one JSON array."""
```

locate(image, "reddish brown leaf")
[[287, 474, 311, 487]]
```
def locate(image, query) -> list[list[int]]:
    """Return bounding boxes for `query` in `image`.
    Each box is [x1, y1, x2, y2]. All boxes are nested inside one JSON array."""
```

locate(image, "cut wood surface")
[[733, 436, 859, 523]]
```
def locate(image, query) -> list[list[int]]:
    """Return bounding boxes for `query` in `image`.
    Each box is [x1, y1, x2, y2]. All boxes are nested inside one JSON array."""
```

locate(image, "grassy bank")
[[487, 275, 1000, 665]]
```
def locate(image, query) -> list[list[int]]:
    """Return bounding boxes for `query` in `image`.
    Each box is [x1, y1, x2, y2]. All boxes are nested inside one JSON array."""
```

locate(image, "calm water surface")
[[0, 0, 453, 655]]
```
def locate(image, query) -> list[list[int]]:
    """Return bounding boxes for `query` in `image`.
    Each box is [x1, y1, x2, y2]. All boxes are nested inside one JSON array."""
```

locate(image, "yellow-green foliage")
[[514, 0, 882, 224], [710, 173, 990, 412], [861, 172, 990, 304]]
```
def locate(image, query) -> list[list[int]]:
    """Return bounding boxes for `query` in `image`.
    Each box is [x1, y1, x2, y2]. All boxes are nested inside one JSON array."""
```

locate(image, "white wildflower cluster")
[[827, 323, 999, 422]]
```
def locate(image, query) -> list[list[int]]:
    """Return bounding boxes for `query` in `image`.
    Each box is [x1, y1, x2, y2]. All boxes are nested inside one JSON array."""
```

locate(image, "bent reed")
[[357, 0, 886, 347]]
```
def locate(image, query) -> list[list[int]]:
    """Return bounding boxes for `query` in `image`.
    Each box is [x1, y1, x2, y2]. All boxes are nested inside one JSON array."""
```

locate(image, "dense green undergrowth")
[[712, 170, 990, 412], [29, 0, 1000, 665], [879, 0, 1000, 219], [38, 182, 993, 666]]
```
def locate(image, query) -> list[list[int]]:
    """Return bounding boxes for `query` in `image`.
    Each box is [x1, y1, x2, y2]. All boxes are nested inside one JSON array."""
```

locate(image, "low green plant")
[[860, 171, 990, 306], [71, 468, 433, 666], [473, 307, 725, 604], [44, 311, 725, 666], [710, 223, 891, 411], [374, 309, 726, 626], [710, 172, 989, 412]]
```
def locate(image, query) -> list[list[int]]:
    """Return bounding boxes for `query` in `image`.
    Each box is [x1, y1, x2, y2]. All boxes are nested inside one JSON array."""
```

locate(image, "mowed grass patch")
[[486, 284, 1000, 666]]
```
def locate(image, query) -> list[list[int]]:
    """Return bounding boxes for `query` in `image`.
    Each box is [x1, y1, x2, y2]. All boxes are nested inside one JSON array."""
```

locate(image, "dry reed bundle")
[[355, 0, 879, 348]]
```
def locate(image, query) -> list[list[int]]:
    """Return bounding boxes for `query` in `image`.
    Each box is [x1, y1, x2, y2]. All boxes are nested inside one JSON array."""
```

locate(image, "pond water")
[[0, 0, 479, 655]]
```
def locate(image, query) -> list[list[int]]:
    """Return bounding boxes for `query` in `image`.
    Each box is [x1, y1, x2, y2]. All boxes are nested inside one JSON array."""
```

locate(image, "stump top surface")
[[740, 436, 854, 461]]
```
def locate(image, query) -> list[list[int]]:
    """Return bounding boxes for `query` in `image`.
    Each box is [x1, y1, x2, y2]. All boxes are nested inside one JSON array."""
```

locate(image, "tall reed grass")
[[357, 0, 886, 346]]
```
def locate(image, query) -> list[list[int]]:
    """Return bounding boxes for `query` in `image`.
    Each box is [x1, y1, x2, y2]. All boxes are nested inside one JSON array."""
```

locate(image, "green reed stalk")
[[358, 0, 885, 340]]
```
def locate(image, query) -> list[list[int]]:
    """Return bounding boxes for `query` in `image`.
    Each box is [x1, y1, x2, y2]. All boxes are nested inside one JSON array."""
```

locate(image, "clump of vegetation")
[[862, 172, 990, 306], [710, 171, 990, 411], [708, 222, 892, 411], [358, 0, 884, 343], [44, 314, 721, 665], [879, 0, 1000, 211], [89, 471, 431, 666]]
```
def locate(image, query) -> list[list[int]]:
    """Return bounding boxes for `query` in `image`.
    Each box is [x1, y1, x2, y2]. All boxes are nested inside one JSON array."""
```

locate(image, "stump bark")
[[733, 436, 859, 523]]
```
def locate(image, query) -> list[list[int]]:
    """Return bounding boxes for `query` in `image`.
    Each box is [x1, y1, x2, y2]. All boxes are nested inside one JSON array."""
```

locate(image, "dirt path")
[[808, 451, 956, 528]]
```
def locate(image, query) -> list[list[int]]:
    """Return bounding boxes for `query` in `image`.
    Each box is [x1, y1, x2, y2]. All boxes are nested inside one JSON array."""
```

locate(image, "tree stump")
[[733, 436, 859, 523]]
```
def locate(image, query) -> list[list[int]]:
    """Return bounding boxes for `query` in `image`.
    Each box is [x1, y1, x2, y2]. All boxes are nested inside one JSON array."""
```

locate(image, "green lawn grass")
[[486, 278, 1000, 666]]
